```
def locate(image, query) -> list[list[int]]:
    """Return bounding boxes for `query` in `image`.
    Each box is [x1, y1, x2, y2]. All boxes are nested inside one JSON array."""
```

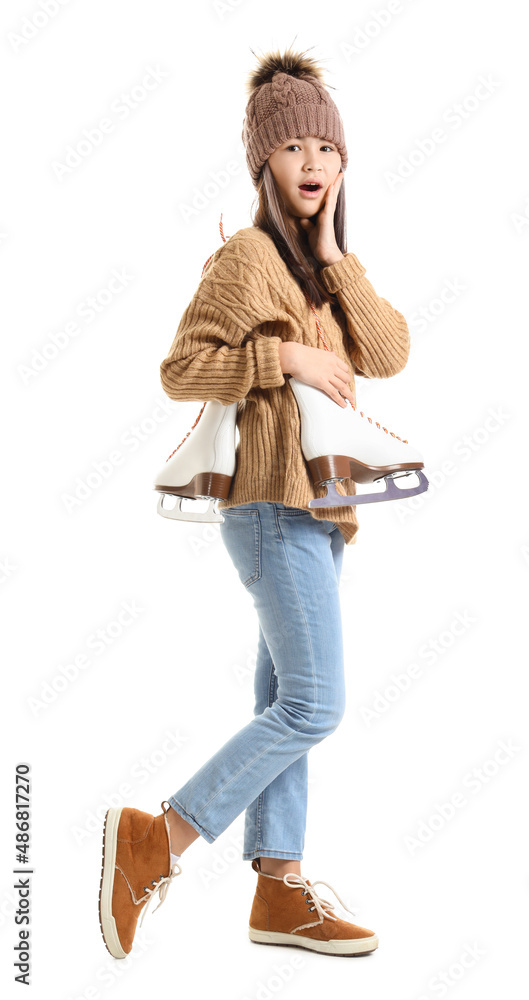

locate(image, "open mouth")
[[298, 182, 322, 192]]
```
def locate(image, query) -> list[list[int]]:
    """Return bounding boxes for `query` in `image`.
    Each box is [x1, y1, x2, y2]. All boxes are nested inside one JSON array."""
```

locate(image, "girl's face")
[[267, 135, 342, 218]]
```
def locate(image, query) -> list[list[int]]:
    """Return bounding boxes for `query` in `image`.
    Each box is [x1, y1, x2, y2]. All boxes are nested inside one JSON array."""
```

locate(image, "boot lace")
[[282, 872, 357, 923], [136, 862, 182, 928]]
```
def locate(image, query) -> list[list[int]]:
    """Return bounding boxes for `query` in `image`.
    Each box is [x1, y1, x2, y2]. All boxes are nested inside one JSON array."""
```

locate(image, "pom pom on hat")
[[244, 47, 327, 94]]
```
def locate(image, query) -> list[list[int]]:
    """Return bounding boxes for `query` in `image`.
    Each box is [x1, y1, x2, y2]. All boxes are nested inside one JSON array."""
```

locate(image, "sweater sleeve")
[[160, 238, 285, 404], [320, 253, 410, 379]]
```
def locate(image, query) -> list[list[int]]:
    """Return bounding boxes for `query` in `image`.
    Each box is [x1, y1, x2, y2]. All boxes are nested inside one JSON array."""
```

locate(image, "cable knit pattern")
[[160, 227, 410, 545]]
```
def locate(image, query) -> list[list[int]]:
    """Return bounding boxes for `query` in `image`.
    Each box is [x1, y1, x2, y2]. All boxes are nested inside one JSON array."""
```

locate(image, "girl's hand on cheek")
[[299, 171, 344, 266]]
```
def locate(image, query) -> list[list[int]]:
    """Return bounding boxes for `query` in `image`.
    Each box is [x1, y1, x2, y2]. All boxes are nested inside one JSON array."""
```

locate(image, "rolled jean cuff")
[[243, 848, 303, 861], [167, 796, 215, 844]]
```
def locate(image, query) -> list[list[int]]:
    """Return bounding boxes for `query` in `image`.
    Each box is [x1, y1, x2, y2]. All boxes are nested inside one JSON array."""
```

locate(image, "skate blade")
[[308, 470, 429, 508], [157, 494, 225, 522]]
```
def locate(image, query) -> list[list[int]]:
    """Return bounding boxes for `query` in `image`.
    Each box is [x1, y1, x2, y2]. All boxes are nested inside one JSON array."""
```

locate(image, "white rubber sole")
[[248, 926, 379, 955], [99, 807, 128, 959]]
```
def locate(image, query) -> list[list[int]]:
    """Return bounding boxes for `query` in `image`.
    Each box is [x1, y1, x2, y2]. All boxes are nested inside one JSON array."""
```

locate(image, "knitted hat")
[[242, 47, 348, 188]]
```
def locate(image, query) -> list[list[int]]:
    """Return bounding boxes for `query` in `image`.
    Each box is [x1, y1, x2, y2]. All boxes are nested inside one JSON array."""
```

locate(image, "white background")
[[1, 0, 528, 997]]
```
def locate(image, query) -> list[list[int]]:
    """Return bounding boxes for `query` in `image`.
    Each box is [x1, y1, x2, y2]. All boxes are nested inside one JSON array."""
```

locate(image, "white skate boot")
[[288, 376, 428, 508], [154, 400, 238, 522]]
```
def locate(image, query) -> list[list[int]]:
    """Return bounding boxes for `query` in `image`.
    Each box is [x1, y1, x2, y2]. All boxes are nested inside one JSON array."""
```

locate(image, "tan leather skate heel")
[[308, 453, 424, 486], [248, 858, 378, 956], [155, 471, 232, 500], [99, 801, 181, 959]]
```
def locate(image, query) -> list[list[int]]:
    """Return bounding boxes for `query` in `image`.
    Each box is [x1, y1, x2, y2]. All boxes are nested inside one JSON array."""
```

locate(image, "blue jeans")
[[168, 502, 346, 861]]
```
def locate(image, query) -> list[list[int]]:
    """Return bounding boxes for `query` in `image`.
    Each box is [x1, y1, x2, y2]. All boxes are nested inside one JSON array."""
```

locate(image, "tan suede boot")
[[99, 800, 181, 958], [248, 858, 378, 956]]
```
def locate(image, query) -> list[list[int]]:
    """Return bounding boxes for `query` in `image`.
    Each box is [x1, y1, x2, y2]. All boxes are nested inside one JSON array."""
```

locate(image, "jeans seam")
[[245, 513, 261, 587], [253, 659, 276, 853], [276, 517, 318, 726], [168, 797, 215, 842]]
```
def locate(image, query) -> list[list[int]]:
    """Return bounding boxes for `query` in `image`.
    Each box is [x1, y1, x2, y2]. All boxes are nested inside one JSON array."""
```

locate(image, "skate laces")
[[165, 214, 407, 461], [282, 872, 357, 923], [137, 862, 182, 928], [305, 294, 408, 444]]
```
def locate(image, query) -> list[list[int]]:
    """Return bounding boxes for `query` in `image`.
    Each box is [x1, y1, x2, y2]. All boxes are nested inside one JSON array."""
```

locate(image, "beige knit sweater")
[[160, 226, 410, 545]]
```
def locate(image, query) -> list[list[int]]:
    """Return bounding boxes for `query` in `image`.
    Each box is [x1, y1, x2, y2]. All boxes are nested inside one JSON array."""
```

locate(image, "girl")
[[99, 47, 411, 960]]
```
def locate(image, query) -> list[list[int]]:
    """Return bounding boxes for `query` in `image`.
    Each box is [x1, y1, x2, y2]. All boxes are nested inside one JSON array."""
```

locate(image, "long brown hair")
[[251, 159, 347, 309]]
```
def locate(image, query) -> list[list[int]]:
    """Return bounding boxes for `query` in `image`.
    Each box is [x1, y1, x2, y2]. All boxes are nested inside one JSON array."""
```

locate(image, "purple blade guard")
[[308, 470, 429, 508]]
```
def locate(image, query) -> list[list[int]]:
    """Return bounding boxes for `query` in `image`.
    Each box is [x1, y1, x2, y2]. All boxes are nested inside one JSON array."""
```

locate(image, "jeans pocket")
[[276, 507, 337, 534], [276, 508, 310, 516], [219, 509, 262, 588]]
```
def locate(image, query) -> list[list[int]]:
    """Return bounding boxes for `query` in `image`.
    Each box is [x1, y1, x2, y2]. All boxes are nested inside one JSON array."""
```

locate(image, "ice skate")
[[288, 376, 429, 508], [154, 400, 238, 522]]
